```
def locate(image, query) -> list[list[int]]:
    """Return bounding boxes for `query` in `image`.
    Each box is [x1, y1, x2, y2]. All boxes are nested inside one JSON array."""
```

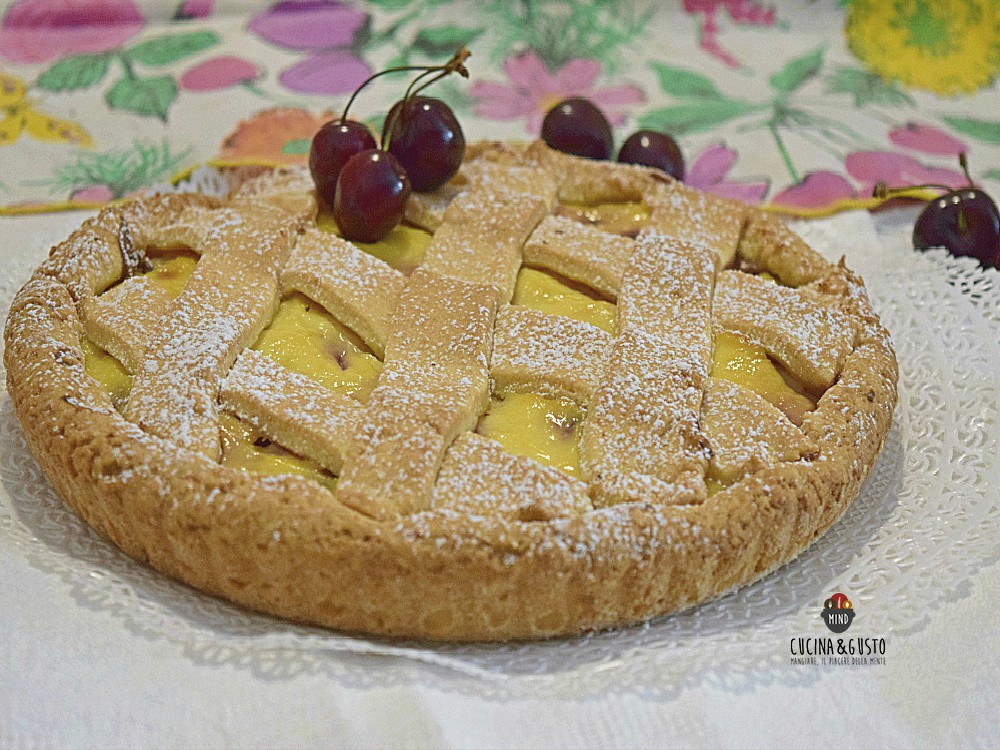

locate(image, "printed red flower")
[[0, 0, 144, 64], [686, 143, 769, 203], [180, 56, 260, 92], [888, 122, 967, 156]]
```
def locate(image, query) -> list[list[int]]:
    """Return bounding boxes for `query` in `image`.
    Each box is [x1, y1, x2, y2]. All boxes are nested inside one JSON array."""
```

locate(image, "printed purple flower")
[[888, 122, 967, 156], [845, 150, 967, 197], [180, 56, 259, 92], [249, 1, 370, 95], [685, 143, 769, 203], [0, 0, 144, 64], [469, 53, 645, 136], [771, 172, 856, 209]]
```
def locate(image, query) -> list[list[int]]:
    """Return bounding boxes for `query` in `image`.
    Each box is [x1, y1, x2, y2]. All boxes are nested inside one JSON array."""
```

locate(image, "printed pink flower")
[[70, 184, 114, 203], [249, 1, 370, 95], [845, 151, 967, 197], [683, 0, 777, 69], [175, 0, 214, 19], [469, 53, 645, 136], [180, 56, 259, 92], [686, 143, 769, 203], [0, 0, 144, 63], [888, 122, 967, 157], [771, 172, 856, 209]]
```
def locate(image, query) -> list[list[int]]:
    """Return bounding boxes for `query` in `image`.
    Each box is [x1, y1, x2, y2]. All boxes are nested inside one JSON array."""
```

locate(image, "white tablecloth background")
[[2, 208, 998, 750]]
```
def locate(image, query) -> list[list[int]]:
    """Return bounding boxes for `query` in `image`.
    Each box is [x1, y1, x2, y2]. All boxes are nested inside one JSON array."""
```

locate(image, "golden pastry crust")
[[3, 143, 897, 641]]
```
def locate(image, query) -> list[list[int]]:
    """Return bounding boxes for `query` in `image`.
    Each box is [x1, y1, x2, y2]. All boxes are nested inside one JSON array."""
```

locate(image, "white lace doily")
[[1, 206, 997, 699]]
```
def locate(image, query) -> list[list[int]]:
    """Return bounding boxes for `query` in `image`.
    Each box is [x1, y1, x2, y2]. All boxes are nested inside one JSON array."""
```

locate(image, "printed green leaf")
[[770, 47, 824, 94], [650, 62, 723, 99], [637, 99, 759, 136], [983, 169, 1000, 182], [104, 75, 178, 121], [36, 54, 109, 92], [825, 66, 915, 108], [45, 139, 192, 199], [281, 138, 310, 155], [941, 116, 1000, 145], [413, 25, 485, 56], [125, 30, 219, 66]]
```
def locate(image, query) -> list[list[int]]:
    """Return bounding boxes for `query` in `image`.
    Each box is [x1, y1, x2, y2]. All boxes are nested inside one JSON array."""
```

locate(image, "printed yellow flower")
[[845, 0, 1000, 96], [0, 71, 91, 146]]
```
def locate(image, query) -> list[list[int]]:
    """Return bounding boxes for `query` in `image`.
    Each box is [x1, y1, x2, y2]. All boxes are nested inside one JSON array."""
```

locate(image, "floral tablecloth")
[[0, 0, 998, 215], [2, 3, 1000, 749]]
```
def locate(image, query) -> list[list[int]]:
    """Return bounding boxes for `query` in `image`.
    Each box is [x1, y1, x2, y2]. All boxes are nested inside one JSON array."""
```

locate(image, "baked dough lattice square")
[[3, 141, 897, 640]]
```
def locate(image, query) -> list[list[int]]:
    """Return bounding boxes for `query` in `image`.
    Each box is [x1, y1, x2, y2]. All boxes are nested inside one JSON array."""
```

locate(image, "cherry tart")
[[3, 142, 897, 641]]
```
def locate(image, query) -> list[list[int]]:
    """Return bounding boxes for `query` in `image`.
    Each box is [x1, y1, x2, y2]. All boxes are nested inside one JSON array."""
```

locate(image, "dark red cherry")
[[540, 97, 613, 160], [333, 149, 411, 243], [913, 188, 1000, 269], [383, 96, 465, 192], [308, 120, 376, 206], [617, 130, 685, 180]]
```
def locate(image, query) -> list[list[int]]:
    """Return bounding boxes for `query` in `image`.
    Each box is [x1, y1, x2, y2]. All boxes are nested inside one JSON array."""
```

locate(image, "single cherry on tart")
[[383, 96, 465, 192], [913, 188, 1000, 269], [308, 120, 377, 206], [541, 97, 613, 160], [333, 149, 411, 243], [617, 129, 685, 180], [877, 154, 1000, 269]]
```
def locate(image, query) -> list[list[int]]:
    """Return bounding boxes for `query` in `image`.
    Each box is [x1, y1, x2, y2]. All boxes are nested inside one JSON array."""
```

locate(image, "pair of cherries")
[[540, 97, 685, 180], [309, 51, 468, 243]]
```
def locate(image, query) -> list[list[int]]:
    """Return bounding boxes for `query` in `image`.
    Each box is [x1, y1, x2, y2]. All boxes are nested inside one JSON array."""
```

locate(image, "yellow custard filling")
[[477, 392, 584, 479], [557, 201, 650, 236], [513, 267, 616, 333], [219, 413, 337, 491], [252, 292, 381, 401], [82, 339, 132, 410], [711, 330, 815, 426], [145, 249, 198, 299], [316, 213, 431, 274]]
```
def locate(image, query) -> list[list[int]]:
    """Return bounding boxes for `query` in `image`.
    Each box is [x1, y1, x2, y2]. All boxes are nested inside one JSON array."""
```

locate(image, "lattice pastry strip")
[[123, 252, 281, 460], [701, 378, 817, 485], [646, 182, 747, 270], [522, 215, 633, 299], [336, 269, 496, 519], [228, 166, 318, 221], [713, 270, 858, 392], [491, 305, 613, 404], [433, 433, 592, 521], [617, 233, 717, 348], [421, 187, 550, 303], [580, 233, 715, 507], [80, 276, 172, 371], [281, 227, 406, 358], [122, 201, 301, 460], [220, 349, 362, 474]]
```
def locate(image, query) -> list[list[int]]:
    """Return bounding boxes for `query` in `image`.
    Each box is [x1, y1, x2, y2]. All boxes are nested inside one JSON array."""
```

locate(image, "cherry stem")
[[339, 64, 430, 123], [959, 152, 975, 187], [872, 181, 958, 200], [383, 47, 470, 151]]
